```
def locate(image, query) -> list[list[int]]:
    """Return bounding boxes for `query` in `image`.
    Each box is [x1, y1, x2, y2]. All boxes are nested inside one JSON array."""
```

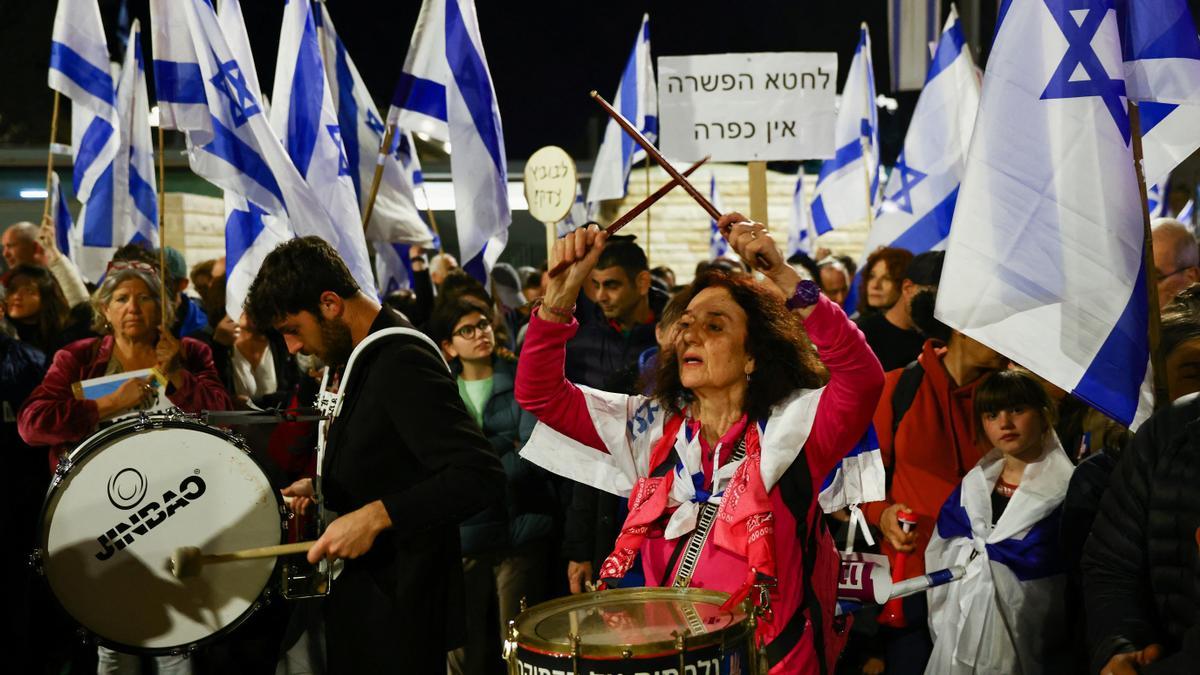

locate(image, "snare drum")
[[504, 587, 764, 675], [36, 413, 288, 654]]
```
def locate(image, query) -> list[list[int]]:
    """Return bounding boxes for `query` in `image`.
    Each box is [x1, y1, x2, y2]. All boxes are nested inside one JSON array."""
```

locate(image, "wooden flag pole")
[[42, 91, 62, 226], [361, 123, 395, 232], [419, 183, 443, 253], [157, 125, 170, 331], [1129, 102, 1169, 411]]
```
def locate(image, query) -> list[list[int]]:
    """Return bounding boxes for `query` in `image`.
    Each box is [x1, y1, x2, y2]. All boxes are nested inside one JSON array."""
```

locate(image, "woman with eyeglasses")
[[2, 264, 91, 357], [429, 297, 556, 675]]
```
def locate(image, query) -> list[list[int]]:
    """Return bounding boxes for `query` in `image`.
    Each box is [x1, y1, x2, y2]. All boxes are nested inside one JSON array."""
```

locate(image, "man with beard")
[[245, 237, 504, 673]]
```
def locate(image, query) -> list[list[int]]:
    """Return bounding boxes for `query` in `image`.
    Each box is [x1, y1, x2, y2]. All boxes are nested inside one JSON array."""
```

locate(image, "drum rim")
[[36, 410, 288, 655], [510, 586, 753, 658]]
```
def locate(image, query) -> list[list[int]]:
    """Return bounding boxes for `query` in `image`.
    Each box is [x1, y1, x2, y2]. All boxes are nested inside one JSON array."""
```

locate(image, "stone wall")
[[599, 163, 869, 283], [161, 192, 225, 271]]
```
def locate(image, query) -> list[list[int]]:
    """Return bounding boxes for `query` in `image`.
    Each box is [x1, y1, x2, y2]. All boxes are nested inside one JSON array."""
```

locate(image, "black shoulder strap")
[[890, 359, 925, 438]]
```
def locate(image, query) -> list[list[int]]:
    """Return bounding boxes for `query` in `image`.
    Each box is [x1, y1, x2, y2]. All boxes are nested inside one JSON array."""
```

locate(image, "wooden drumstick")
[[170, 542, 315, 579], [590, 91, 772, 271], [546, 156, 709, 279]]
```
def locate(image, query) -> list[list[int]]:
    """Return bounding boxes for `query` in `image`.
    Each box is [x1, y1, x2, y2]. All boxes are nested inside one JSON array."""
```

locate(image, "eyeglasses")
[[106, 260, 159, 275], [453, 318, 493, 340]]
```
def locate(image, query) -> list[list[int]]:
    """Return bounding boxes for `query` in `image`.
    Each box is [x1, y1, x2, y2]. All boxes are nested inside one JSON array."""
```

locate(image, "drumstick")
[[546, 156, 709, 279], [169, 542, 315, 579], [590, 91, 772, 271]]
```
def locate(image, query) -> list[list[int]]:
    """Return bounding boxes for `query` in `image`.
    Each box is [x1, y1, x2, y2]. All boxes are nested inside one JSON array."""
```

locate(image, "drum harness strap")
[[670, 437, 747, 589]]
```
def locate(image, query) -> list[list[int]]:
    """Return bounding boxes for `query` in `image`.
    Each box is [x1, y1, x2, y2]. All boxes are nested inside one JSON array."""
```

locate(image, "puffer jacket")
[[457, 356, 556, 555], [1082, 393, 1200, 673]]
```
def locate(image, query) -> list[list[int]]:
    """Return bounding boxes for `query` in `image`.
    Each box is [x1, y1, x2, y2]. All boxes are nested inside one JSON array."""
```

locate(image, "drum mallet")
[[170, 542, 315, 579]]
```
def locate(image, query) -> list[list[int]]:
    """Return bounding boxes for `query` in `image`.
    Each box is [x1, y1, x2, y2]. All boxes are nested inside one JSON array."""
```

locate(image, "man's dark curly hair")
[[245, 236, 359, 329], [655, 270, 827, 421]]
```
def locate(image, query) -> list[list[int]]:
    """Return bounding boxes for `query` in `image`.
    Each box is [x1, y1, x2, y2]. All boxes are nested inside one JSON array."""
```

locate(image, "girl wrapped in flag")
[[925, 369, 1073, 674]]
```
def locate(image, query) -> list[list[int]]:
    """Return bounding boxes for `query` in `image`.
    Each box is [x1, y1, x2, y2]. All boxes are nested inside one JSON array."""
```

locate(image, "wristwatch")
[[785, 279, 821, 311]]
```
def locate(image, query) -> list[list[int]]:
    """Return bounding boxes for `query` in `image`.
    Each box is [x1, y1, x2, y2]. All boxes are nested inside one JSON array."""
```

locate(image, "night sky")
[[2, 1, 1195, 166]]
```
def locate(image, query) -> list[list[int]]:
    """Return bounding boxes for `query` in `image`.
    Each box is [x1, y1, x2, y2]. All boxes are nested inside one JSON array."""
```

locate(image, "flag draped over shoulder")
[[811, 24, 880, 236], [936, 0, 1200, 428], [388, 0, 509, 283], [149, 0, 374, 305], [865, 7, 978, 263], [318, 2, 433, 249], [585, 13, 657, 213]]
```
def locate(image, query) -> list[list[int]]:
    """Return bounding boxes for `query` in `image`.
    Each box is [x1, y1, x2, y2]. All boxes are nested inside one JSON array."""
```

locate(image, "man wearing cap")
[[855, 251, 944, 371], [161, 246, 211, 342]]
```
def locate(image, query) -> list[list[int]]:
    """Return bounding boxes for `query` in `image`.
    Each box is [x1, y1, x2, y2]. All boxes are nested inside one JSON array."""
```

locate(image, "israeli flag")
[[216, 0, 291, 322], [555, 183, 588, 238], [708, 174, 732, 260], [585, 14, 657, 213], [150, 0, 375, 300], [865, 8, 978, 265], [375, 242, 416, 295], [318, 2, 433, 248], [115, 19, 158, 250], [50, 0, 118, 268], [819, 425, 886, 513], [49, 173, 76, 267], [936, 0, 1200, 428], [389, 0, 509, 283], [811, 24, 880, 235], [788, 166, 818, 257], [1146, 180, 1168, 217], [1177, 198, 1195, 225]]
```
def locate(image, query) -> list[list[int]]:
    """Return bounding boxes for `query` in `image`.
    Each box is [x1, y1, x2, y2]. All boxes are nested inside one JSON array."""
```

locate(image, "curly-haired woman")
[[516, 215, 884, 673]]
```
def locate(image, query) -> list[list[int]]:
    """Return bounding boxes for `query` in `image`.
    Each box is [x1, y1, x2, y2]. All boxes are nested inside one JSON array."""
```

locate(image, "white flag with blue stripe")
[[271, 0, 374, 292], [555, 183, 588, 238], [115, 19, 158, 250], [388, 0, 509, 283], [375, 242, 416, 295], [811, 24, 880, 235], [1146, 180, 1168, 217], [49, 172, 78, 270], [708, 174, 732, 260], [585, 13, 657, 213], [149, 0, 375, 301], [935, 0, 1200, 428], [318, 3, 433, 248], [788, 166, 818, 257], [864, 7, 979, 262]]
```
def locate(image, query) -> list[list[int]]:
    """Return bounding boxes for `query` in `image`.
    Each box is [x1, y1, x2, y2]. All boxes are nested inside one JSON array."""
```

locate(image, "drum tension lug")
[[568, 632, 581, 674], [673, 630, 689, 675]]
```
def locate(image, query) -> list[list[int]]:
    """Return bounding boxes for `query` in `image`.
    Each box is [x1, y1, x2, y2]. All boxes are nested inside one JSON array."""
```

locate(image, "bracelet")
[[536, 300, 576, 319]]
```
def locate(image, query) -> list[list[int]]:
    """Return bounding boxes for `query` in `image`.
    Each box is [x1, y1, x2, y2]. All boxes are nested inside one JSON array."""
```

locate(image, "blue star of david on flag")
[[326, 125, 352, 177], [210, 56, 261, 127], [887, 153, 927, 214], [1040, 0, 1130, 143], [365, 109, 386, 137]]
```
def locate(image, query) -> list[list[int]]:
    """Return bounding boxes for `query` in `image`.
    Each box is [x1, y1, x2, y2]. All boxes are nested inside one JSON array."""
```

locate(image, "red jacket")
[[18, 335, 232, 471], [864, 339, 990, 578]]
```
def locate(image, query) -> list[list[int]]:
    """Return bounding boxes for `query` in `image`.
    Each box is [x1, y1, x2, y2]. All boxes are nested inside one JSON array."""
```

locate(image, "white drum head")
[[41, 419, 283, 652]]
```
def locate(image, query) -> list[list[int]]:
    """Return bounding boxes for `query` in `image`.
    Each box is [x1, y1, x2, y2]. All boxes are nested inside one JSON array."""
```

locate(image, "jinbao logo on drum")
[[94, 473, 207, 561], [107, 467, 149, 510]]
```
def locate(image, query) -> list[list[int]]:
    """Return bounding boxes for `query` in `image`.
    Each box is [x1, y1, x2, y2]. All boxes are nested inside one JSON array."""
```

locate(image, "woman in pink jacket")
[[515, 215, 883, 674]]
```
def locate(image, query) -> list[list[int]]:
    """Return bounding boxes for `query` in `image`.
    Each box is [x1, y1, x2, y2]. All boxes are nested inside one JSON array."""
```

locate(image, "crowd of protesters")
[[4, 213, 1200, 674]]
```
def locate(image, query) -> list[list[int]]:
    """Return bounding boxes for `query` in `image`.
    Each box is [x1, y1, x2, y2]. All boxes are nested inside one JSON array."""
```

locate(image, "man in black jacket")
[[561, 237, 667, 593], [246, 237, 504, 673], [1082, 392, 1200, 675]]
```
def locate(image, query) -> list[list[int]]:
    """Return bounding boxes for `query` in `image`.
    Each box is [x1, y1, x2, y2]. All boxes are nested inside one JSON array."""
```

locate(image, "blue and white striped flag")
[[555, 183, 588, 238], [150, 0, 375, 308], [708, 174, 732, 260], [49, 173, 76, 268], [1146, 180, 1168, 217], [819, 425, 886, 513], [811, 24, 880, 236], [318, 2, 434, 248], [50, 0, 118, 276], [788, 166, 818, 257], [1177, 198, 1194, 225], [585, 13, 657, 214], [271, 0, 373, 291], [888, 0, 942, 91], [375, 242, 416, 295], [388, 0, 509, 284], [115, 19, 158, 250], [864, 7, 978, 262], [937, 0, 1200, 428]]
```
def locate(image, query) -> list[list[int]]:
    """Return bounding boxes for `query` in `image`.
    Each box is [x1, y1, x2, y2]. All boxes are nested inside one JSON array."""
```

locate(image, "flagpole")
[[157, 125, 169, 331], [361, 124, 395, 233], [419, 183, 443, 253], [1129, 102, 1169, 410], [42, 91, 62, 227]]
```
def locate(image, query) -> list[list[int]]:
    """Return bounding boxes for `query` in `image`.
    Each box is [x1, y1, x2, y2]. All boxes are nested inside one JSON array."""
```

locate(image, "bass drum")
[[37, 413, 287, 654]]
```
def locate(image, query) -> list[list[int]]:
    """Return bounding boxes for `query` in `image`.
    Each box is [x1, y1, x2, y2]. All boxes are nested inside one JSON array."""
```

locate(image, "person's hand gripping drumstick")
[[538, 224, 610, 324]]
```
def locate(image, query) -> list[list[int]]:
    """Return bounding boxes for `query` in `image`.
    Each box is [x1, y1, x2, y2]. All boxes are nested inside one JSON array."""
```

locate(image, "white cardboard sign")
[[657, 52, 838, 162]]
